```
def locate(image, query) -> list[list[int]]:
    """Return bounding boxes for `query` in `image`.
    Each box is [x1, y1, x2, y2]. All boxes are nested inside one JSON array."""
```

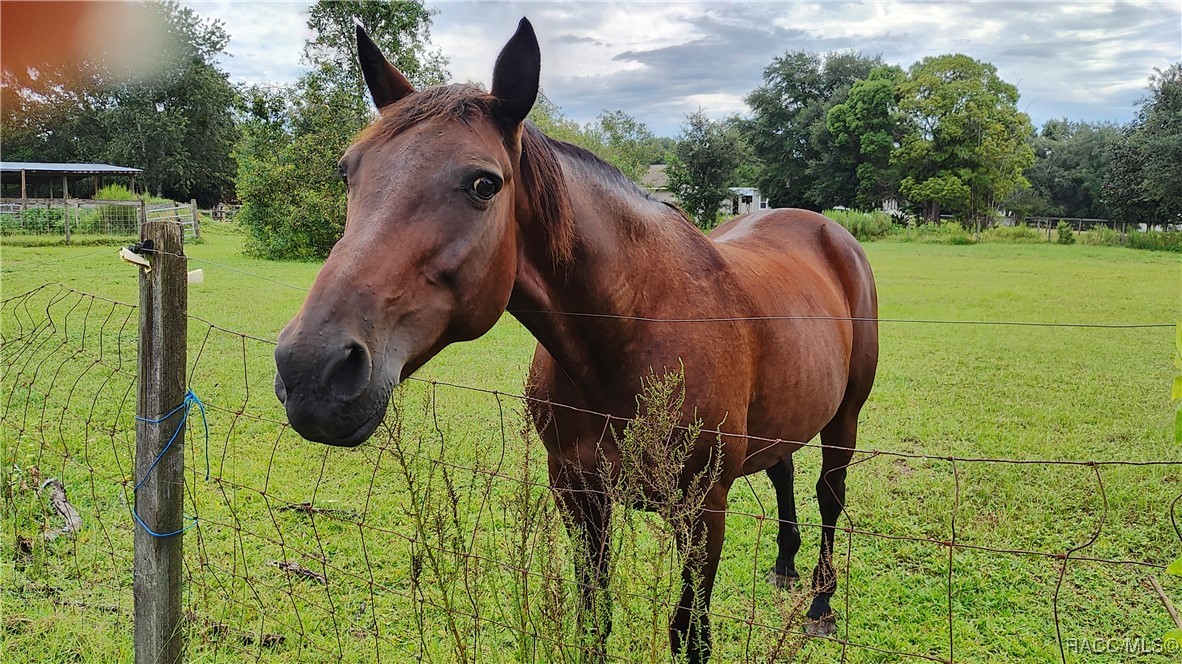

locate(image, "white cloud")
[[184, 1, 1182, 136], [185, 0, 311, 85]]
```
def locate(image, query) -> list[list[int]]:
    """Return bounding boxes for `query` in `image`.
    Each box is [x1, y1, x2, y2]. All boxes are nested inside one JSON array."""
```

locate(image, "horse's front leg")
[[669, 482, 729, 664], [549, 456, 614, 657]]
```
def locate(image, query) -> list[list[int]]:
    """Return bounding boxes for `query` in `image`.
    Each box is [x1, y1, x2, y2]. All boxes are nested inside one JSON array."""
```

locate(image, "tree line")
[[678, 52, 1180, 230], [2, 1, 1178, 255]]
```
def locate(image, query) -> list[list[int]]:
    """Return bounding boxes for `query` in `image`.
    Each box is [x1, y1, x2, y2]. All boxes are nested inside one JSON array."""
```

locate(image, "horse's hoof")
[[803, 614, 836, 637], [766, 570, 799, 589]]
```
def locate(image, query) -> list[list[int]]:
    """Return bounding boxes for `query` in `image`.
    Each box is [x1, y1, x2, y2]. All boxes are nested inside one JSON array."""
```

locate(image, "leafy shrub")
[[888, 221, 974, 244], [238, 186, 346, 260], [92, 183, 140, 235], [0, 207, 64, 235], [233, 73, 360, 260], [94, 183, 138, 201], [1079, 225, 1123, 247], [823, 209, 895, 241], [1127, 230, 1182, 252], [948, 229, 976, 245], [980, 224, 1043, 243], [1056, 220, 1075, 245]]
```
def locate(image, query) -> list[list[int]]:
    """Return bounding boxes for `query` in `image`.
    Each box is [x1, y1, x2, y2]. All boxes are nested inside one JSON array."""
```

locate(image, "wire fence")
[[3, 278, 1180, 663], [0, 198, 199, 242]]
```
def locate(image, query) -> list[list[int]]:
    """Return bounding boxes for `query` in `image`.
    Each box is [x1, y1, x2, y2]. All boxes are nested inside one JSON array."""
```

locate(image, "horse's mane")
[[519, 122, 576, 266], [358, 83, 576, 266]]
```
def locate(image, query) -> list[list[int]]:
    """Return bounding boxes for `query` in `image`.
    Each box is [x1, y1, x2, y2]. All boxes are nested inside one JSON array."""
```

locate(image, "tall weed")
[[980, 225, 1043, 243], [1127, 230, 1182, 252], [823, 209, 895, 241], [1056, 220, 1076, 245], [1079, 226, 1124, 247], [887, 222, 973, 245]]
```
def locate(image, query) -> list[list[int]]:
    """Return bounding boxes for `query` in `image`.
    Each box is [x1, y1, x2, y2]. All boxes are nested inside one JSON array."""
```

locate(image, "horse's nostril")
[[326, 341, 372, 402], [274, 372, 288, 404]]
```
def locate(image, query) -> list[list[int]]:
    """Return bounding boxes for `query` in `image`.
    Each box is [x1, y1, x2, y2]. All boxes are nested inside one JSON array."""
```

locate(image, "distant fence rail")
[[0, 197, 199, 242], [210, 203, 241, 222], [1024, 216, 1179, 235]]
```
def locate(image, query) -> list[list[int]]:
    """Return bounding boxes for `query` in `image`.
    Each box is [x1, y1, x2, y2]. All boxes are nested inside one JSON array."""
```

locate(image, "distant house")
[[726, 187, 768, 215], [642, 165, 768, 216], [641, 164, 677, 204]]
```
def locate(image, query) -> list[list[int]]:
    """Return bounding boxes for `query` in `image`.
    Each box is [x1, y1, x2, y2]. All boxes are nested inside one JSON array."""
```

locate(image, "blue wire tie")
[[132, 389, 210, 537]]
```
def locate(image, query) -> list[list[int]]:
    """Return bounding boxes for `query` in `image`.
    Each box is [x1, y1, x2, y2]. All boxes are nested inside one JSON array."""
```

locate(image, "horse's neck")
[[509, 154, 719, 387]]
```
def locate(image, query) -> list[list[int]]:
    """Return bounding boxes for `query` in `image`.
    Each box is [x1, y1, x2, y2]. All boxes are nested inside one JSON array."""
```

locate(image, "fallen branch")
[[39, 478, 82, 540], [277, 501, 359, 521], [57, 599, 122, 614], [268, 560, 327, 585], [243, 632, 285, 647], [1146, 576, 1182, 629]]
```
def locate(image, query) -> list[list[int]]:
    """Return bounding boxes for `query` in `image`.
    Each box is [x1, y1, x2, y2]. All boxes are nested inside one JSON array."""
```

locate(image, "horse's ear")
[[356, 24, 414, 109], [490, 18, 540, 126]]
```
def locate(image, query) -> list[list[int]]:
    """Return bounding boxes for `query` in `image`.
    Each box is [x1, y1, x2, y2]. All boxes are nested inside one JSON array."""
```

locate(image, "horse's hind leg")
[[805, 408, 859, 635], [765, 455, 802, 588]]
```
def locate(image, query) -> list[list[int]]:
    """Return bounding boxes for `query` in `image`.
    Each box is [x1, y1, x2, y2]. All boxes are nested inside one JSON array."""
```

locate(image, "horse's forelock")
[[358, 84, 576, 268], [359, 84, 495, 142]]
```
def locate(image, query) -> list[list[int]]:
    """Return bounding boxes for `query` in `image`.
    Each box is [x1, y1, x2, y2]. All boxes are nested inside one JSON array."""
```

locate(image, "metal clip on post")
[[120, 239, 155, 272]]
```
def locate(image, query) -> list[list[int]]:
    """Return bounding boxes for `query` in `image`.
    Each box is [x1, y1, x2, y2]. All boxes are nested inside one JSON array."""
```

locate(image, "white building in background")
[[641, 165, 768, 217], [641, 164, 677, 204], [727, 187, 768, 215]]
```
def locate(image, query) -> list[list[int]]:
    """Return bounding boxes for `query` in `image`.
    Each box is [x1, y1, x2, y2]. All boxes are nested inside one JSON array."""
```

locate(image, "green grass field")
[[2, 222, 1179, 662]]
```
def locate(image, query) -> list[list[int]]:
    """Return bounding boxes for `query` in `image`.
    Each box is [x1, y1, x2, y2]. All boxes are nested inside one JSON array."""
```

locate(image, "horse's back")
[[710, 208, 879, 468], [710, 208, 877, 320]]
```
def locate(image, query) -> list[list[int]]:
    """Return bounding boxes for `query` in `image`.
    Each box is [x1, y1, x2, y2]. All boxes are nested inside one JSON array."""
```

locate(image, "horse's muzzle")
[[274, 332, 390, 447]]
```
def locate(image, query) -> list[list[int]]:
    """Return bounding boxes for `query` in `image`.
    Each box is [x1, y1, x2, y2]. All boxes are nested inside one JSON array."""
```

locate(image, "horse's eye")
[[337, 165, 348, 185], [469, 175, 500, 201]]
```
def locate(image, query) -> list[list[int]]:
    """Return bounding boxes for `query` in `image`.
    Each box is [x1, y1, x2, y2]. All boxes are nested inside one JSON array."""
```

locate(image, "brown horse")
[[274, 19, 878, 662]]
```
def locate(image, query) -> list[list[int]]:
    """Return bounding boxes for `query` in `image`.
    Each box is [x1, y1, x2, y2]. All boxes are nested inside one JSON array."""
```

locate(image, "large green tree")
[[527, 99, 662, 183], [1016, 119, 1121, 219], [666, 111, 743, 228], [743, 50, 880, 210], [826, 65, 908, 211], [303, 0, 447, 114], [0, 1, 238, 204], [0, 61, 109, 168], [893, 54, 1034, 224], [235, 0, 449, 259], [1104, 63, 1182, 228], [586, 110, 662, 183]]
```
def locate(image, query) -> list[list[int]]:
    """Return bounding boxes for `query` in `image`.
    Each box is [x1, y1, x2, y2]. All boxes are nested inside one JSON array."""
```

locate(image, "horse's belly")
[[741, 327, 851, 473]]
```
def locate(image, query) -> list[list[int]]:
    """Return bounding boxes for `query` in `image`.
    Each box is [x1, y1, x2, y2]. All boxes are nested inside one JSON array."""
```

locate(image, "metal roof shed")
[[0, 161, 142, 199]]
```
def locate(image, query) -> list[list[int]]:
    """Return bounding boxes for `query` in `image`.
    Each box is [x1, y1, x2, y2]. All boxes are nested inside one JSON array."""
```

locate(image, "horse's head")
[[275, 19, 548, 446]]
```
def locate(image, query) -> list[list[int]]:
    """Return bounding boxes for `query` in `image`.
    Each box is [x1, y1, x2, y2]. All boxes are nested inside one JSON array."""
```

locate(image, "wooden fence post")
[[134, 219, 187, 664], [189, 199, 200, 238], [63, 200, 71, 245]]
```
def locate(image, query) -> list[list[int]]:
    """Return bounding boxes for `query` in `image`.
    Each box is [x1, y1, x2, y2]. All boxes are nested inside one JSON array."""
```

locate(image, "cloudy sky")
[[185, 1, 1181, 136]]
